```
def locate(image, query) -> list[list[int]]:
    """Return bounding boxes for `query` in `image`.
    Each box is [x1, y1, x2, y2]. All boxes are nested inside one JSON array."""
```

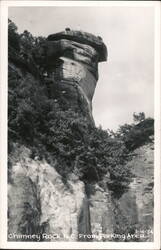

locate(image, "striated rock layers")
[[44, 29, 107, 123]]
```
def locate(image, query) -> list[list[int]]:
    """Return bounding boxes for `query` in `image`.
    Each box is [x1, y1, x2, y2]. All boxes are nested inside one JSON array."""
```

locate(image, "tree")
[[116, 115, 154, 151], [8, 19, 20, 51], [133, 112, 145, 123]]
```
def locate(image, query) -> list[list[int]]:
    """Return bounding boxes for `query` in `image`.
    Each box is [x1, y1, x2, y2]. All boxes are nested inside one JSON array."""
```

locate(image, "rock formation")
[[8, 25, 154, 242], [117, 141, 154, 241], [44, 28, 107, 123], [8, 29, 113, 242], [8, 145, 90, 241]]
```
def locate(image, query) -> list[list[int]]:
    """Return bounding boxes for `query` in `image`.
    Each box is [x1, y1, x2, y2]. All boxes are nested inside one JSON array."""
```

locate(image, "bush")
[[116, 116, 154, 151]]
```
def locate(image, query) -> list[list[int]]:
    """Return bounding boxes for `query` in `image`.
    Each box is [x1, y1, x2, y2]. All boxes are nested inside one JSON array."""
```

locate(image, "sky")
[[9, 5, 154, 131]]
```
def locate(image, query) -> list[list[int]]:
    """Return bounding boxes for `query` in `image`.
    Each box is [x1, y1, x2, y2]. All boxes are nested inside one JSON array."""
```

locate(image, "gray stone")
[[45, 29, 107, 122]]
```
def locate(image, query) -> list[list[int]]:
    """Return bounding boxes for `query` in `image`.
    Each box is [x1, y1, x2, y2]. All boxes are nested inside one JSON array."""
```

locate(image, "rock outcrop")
[[8, 145, 91, 241], [8, 26, 154, 242], [8, 29, 112, 242], [113, 141, 154, 241], [44, 28, 107, 123]]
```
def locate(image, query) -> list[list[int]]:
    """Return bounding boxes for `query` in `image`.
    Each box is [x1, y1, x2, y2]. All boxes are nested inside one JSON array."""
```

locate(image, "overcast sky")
[[9, 6, 154, 130]]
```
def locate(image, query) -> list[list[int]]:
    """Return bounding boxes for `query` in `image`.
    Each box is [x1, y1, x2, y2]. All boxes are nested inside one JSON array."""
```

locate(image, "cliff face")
[[43, 29, 107, 124], [8, 144, 91, 241], [8, 26, 154, 242], [113, 141, 154, 241], [129, 142, 154, 229], [8, 29, 114, 241]]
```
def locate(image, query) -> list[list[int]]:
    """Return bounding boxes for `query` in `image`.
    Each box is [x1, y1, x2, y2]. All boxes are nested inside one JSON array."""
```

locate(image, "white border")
[[0, 1, 160, 249]]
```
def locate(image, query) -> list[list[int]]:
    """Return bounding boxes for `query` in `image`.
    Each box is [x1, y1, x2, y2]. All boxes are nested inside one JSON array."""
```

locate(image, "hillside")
[[7, 20, 154, 242]]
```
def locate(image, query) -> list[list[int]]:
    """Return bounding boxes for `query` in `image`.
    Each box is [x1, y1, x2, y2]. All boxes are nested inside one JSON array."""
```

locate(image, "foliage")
[[133, 112, 145, 123], [8, 19, 46, 76], [8, 63, 132, 196], [8, 19, 20, 51], [116, 114, 154, 151]]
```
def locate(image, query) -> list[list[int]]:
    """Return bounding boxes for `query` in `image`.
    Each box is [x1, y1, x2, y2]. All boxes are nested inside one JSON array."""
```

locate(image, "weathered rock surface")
[[86, 183, 115, 241], [115, 142, 154, 241], [8, 145, 91, 241], [44, 29, 107, 123], [8, 142, 154, 242]]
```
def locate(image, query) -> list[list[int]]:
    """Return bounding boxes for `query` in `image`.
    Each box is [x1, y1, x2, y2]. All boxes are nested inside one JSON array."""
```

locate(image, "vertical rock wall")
[[44, 29, 107, 123], [8, 145, 91, 241], [86, 183, 115, 241], [115, 142, 154, 241]]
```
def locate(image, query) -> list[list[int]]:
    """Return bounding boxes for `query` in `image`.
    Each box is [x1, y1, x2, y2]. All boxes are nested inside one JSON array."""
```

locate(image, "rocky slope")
[[8, 141, 154, 242]]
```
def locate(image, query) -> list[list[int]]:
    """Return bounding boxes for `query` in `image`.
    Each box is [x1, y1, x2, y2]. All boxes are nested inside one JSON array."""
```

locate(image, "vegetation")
[[116, 114, 154, 151], [8, 20, 154, 200]]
